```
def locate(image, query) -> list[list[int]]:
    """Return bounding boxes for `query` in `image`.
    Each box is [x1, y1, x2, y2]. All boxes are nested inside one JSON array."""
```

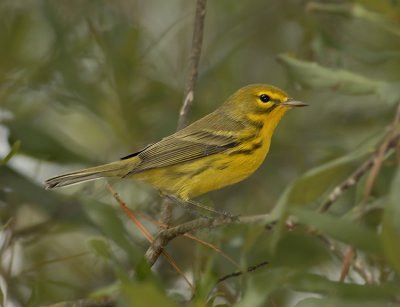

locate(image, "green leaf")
[[25, 280, 40, 307], [376, 82, 400, 106], [278, 54, 382, 95], [272, 231, 331, 269], [278, 54, 400, 105], [119, 280, 178, 307], [82, 199, 142, 262], [290, 273, 399, 299], [307, 3, 400, 38], [381, 165, 400, 274], [0, 140, 20, 165], [88, 238, 112, 260], [236, 278, 273, 307], [88, 282, 119, 300], [8, 119, 89, 163], [1, 166, 89, 221], [286, 147, 370, 206], [290, 207, 382, 254], [295, 297, 396, 307], [268, 185, 291, 251]]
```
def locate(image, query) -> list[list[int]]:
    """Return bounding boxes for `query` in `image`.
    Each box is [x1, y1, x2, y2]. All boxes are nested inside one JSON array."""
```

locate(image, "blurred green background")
[[1, 0, 400, 306]]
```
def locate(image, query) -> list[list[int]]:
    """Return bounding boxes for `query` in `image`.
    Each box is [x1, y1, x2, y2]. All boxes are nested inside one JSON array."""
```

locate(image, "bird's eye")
[[259, 94, 270, 103]]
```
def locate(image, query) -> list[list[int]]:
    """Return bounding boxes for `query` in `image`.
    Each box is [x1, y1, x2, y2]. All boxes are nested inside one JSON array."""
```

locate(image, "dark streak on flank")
[[168, 170, 188, 179], [216, 162, 229, 170], [189, 165, 210, 179], [229, 140, 263, 156]]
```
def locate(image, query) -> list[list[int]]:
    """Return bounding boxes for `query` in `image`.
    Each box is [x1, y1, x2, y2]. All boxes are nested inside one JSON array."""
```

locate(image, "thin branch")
[[158, 198, 173, 231], [145, 214, 274, 266], [316, 234, 375, 284], [151, 0, 208, 266], [177, 0, 207, 130], [339, 246, 356, 282], [138, 212, 241, 269], [216, 261, 269, 284]]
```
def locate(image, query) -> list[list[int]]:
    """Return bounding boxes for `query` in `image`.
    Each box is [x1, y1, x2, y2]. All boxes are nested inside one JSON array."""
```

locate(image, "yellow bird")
[[45, 84, 306, 201]]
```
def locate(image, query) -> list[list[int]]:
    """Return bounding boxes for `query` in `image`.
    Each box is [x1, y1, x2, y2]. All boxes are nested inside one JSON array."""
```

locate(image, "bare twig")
[[150, 0, 208, 266], [158, 198, 173, 231], [339, 246, 356, 282], [145, 214, 273, 266], [138, 212, 241, 268], [317, 234, 375, 284], [216, 261, 269, 284], [177, 0, 207, 130]]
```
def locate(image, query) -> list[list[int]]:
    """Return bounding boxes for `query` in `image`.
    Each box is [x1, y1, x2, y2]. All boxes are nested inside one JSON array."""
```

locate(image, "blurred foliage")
[[0, 0, 399, 306]]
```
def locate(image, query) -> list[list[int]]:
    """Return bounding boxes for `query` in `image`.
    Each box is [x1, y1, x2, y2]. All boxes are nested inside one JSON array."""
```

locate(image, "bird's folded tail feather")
[[45, 159, 137, 189]]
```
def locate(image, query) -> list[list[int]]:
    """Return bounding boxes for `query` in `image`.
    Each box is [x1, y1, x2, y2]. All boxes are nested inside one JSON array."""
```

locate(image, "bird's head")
[[223, 84, 307, 129], [227, 84, 307, 114]]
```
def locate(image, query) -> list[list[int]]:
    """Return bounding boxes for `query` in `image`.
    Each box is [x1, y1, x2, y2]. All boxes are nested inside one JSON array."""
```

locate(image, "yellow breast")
[[182, 139, 271, 199]]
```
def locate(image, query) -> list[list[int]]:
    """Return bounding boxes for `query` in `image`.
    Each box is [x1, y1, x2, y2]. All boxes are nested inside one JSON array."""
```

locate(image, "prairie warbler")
[[45, 84, 306, 202]]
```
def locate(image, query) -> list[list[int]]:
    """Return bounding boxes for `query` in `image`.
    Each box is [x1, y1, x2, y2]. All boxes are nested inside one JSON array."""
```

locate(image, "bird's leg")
[[166, 194, 238, 220], [165, 195, 211, 219], [158, 192, 207, 218], [186, 198, 239, 220]]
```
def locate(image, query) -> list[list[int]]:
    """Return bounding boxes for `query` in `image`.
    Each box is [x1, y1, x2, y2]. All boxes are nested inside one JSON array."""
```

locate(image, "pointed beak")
[[281, 98, 308, 107]]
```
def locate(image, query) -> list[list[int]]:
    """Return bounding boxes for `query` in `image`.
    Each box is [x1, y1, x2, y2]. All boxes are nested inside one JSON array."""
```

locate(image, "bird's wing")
[[125, 129, 241, 174]]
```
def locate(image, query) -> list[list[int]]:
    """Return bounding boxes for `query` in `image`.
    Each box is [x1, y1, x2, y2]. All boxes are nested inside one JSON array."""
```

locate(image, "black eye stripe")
[[259, 94, 270, 103]]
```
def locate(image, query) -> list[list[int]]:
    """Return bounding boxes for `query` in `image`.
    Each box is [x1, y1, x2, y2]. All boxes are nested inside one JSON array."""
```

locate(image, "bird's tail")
[[45, 158, 139, 189]]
